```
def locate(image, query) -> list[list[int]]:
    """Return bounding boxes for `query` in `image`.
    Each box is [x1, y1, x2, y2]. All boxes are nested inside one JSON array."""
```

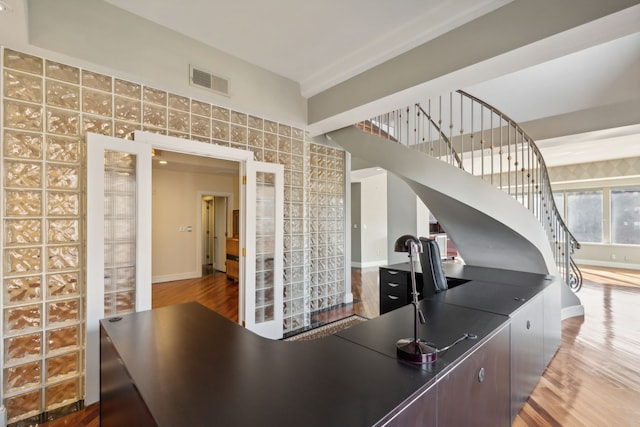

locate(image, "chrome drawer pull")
[[387, 271, 399, 275], [388, 283, 400, 287], [387, 295, 399, 300]]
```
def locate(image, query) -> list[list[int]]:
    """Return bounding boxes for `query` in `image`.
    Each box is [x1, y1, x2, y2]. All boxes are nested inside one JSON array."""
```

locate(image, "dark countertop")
[[101, 300, 509, 426], [382, 261, 553, 289], [101, 303, 438, 427], [336, 298, 509, 373]]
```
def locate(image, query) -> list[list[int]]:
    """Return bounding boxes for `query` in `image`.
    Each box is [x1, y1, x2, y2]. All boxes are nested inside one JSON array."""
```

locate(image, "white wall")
[[23, 0, 307, 127], [152, 168, 239, 282], [357, 172, 388, 267]]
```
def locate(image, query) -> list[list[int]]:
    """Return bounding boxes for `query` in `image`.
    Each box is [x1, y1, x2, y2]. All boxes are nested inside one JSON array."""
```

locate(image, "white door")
[[244, 160, 284, 339], [85, 133, 152, 404]]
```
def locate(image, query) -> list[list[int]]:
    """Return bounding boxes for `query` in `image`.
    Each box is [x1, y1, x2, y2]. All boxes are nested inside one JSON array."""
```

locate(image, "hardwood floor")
[[38, 266, 639, 427]]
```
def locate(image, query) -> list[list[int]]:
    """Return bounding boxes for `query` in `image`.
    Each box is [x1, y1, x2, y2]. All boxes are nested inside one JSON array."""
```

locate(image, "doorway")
[[201, 194, 229, 275]]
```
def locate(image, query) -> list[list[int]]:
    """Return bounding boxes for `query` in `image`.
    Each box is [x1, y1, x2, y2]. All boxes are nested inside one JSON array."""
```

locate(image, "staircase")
[[327, 91, 583, 311]]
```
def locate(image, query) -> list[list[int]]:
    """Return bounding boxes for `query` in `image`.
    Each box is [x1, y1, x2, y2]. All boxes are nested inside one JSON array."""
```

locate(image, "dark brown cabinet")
[[438, 324, 511, 426]]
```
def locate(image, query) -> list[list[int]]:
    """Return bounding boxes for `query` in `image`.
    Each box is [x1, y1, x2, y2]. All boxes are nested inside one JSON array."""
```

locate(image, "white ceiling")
[[103, 0, 512, 97], [101, 0, 640, 168], [1, 0, 638, 169]]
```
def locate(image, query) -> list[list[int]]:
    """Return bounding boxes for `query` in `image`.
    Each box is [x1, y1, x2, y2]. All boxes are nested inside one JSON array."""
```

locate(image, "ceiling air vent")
[[190, 65, 229, 96]]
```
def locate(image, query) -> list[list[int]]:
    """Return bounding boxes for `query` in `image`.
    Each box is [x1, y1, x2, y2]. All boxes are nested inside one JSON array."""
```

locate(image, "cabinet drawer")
[[380, 269, 408, 287], [380, 280, 406, 297], [380, 293, 407, 313]]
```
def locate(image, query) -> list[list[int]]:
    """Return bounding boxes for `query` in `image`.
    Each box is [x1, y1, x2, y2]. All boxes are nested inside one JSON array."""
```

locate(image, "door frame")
[[137, 131, 253, 319], [196, 192, 233, 273]]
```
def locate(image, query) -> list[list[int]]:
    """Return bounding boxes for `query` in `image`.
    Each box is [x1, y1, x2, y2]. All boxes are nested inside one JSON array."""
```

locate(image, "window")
[[567, 190, 602, 243], [553, 192, 565, 220], [611, 187, 640, 245]]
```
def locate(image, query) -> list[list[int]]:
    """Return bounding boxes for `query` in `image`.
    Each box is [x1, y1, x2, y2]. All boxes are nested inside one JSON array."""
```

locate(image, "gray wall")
[[387, 173, 418, 265]]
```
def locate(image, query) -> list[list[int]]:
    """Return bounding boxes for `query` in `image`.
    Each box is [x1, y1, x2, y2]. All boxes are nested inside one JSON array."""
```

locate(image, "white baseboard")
[[561, 304, 585, 320], [152, 271, 200, 284], [575, 259, 640, 270], [344, 292, 354, 304], [351, 260, 388, 268]]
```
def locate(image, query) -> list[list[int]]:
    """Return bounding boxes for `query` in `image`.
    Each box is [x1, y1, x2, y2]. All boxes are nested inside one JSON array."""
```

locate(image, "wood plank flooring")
[[38, 266, 640, 427]]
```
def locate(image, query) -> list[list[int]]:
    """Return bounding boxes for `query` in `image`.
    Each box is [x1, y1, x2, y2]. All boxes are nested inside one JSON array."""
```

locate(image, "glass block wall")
[[1, 47, 346, 424]]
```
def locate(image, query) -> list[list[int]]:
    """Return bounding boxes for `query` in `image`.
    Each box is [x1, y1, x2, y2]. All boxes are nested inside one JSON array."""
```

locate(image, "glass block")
[[143, 126, 167, 136], [211, 119, 229, 140], [278, 152, 291, 168], [46, 192, 79, 216], [47, 299, 79, 326], [116, 291, 135, 314], [5, 388, 42, 424], [82, 70, 112, 92], [82, 115, 113, 136], [264, 119, 278, 134], [291, 155, 304, 171], [46, 108, 79, 136], [230, 110, 247, 125], [47, 273, 79, 299], [264, 132, 277, 150], [5, 219, 41, 245], [248, 115, 263, 130], [46, 164, 78, 189], [4, 276, 42, 305], [168, 109, 190, 133], [278, 124, 291, 137], [191, 115, 210, 137], [168, 93, 189, 111], [143, 86, 167, 106], [248, 129, 263, 148], [230, 125, 247, 144], [114, 96, 141, 122], [3, 130, 42, 159], [4, 49, 43, 75], [45, 60, 79, 84], [46, 352, 79, 383], [46, 325, 79, 354], [143, 103, 167, 128], [46, 136, 80, 163], [4, 100, 43, 131], [292, 138, 304, 156], [104, 294, 115, 316], [114, 79, 141, 99], [248, 146, 263, 161], [47, 246, 79, 270], [47, 219, 79, 243], [4, 69, 43, 103], [4, 332, 42, 364], [5, 247, 42, 275], [211, 106, 229, 121], [114, 121, 141, 139], [4, 361, 42, 394], [4, 304, 42, 335], [115, 267, 135, 290], [168, 130, 189, 139], [191, 100, 211, 117], [5, 190, 41, 217], [46, 80, 79, 110], [292, 127, 304, 140], [263, 150, 277, 164], [45, 378, 79, 411], [82, 88, 112, 117], [278, 136, 292, 153]]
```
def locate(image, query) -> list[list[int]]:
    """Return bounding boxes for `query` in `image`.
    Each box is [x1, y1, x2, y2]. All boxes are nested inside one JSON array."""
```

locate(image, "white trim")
[[196, 191, 234, 274], [86, 132, 152, 405], [561, 304, 585, 320], [351, 260, 388, 268]]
